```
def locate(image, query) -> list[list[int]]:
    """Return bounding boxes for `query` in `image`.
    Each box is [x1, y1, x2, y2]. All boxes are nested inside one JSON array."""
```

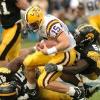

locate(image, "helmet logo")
[[26, 6, 44, 29], [30, 8, 40, 17], [86, 33, 94, 40]]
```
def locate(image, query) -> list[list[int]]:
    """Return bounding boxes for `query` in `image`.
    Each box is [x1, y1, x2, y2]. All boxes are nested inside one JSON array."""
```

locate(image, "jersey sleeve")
[[46, 19, 64, 38], [84, 45, 99, 68], [11, 0, 17, 3]]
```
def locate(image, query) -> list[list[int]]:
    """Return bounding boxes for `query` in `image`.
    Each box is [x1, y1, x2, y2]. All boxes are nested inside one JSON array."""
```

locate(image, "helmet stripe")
[[25, 7, 34, 23], [46, 19, 60, 36]]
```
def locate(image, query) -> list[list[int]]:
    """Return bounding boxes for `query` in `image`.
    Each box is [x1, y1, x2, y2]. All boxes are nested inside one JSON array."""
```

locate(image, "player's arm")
[[39, 23, 70, 55], [0, 47, 35, 74], [50, 23, 70, 52], [55, 31, 70, 52], [45, 59, 89, 74], [62, 59, 89, 74], [16, 0, 32, 10], [6, 47, 35, 73]]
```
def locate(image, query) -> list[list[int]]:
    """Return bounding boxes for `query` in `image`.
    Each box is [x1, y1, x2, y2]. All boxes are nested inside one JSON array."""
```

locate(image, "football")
[[37, 39, 58, 49]]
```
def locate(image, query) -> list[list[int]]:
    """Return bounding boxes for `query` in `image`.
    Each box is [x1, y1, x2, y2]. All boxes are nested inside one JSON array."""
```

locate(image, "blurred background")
[[0, 0, 100, 44], [0, 0, 100, 99]]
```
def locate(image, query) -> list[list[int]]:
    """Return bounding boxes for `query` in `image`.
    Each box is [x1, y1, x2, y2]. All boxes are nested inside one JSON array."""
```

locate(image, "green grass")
[[22, 39, 36, 48], [89, 91, 100, 100]]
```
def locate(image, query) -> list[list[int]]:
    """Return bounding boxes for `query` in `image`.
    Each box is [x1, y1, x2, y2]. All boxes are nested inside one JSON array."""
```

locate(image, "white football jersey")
[[37, 14, 76, 51]]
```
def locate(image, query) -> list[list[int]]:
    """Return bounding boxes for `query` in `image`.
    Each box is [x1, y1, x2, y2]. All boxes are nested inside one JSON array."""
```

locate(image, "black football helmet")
[[74, 24, 99, 50]]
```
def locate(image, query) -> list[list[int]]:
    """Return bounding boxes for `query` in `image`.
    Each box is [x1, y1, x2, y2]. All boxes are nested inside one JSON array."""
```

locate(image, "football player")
[[0, 0, 32, 61], [0, 47, 35, 99], [0, 24, 99, 99], [21, 5, 77, 99], [45, 24, 100, 98]]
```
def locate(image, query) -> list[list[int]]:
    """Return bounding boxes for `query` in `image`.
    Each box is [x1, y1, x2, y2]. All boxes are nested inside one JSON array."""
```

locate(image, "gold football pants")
[[0, 23, 21, 61], [23, 49, 76, 87]]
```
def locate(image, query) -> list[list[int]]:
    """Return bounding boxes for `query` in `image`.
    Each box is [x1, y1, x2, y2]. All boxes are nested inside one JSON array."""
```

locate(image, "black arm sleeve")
[[11, 0, 17, 3], [62, 59, 89, 74]]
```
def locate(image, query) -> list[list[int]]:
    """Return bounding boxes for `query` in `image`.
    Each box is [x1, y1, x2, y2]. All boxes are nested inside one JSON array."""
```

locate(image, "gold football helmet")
[[25, 6, 44, 31]]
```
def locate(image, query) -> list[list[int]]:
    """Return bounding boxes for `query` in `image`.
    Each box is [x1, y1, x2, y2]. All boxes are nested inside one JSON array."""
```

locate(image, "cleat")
[[18, 86, 40, 100], [73, 87, 86, 100]]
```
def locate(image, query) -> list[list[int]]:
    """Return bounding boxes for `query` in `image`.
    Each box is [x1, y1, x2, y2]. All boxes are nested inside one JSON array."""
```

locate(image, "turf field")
[[89, 91, 100, 100], [22, 39, 36, 48]]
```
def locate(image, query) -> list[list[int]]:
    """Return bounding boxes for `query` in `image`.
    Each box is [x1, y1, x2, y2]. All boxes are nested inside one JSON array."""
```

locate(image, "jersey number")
[[92, 44, 100, 51], [51, 25, 61, 34], [15, 69, 25, 82], [0, 0, 10, 15]]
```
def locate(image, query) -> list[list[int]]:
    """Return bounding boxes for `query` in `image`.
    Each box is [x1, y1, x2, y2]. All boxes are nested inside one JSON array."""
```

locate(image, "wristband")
[[57, 65, 63, 71], [47, 47, 57, 55], [33, 46, 36, 50]]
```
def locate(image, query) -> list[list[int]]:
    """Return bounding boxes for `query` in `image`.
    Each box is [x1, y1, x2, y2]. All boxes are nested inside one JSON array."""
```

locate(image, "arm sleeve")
[[49, 23, 64, 38]]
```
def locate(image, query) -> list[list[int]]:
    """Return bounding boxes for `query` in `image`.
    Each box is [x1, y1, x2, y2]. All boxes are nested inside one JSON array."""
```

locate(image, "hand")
[[38, 43, 48, 55], [45, 63, 58, 73], [35, 43, 42, 51]]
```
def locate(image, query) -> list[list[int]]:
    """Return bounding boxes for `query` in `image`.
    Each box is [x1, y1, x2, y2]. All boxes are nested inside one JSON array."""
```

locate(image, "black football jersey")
[[80, 44, 100, 74], [0, 0, 21, 29]]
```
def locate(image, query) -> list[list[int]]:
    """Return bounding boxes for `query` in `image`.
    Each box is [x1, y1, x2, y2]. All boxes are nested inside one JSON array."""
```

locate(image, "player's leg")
[[21, 51, 53, 99], [38, 68, 85, 100], [0, 23, 21, 61]]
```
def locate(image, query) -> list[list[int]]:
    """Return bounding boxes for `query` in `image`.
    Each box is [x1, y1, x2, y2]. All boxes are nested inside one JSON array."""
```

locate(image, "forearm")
[[6, 47, 35, 73], [6, 56, 24, 73], [56, 32, 70, 52], [55, 42, 69, 52], [46, 41, 69, 55], [62, 60, 89, 74], [0, 60, 8, 66], [20, 47, 35, 57]]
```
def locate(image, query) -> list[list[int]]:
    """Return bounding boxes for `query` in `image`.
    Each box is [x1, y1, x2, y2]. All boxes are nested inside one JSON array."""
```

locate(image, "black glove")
[[45, 63, 58, 73]]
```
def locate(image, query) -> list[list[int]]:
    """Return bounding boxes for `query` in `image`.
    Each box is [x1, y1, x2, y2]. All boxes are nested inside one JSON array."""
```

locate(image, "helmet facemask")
[[75, 24, 99, 46], [28, 19, 42, 32], [74, 28, 86, 47]]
